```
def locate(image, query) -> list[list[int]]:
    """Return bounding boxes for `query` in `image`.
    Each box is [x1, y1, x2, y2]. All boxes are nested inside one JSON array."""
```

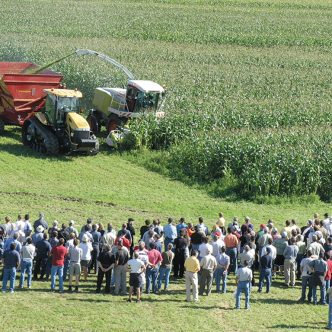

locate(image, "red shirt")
[[51, 245, 68, 266], [115, 236, 131, 250], [325, 259, 332, 280], [148, 249, 162, 266]]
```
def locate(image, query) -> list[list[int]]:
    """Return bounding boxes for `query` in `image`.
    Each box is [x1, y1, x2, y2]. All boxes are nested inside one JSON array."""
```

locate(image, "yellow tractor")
[[22, 88, 99, 155]]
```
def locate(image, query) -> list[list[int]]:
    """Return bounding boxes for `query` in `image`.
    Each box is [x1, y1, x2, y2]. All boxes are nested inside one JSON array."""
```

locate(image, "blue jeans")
[[226, 248, 237, 274], [19, 259, 32, 288], [63, 257, 70, 282], [326, 280, 331, 303], [236, 281, 250, 309], [328, 300, 332, 329], [51, 265, 64, 291], [146, 267, 159, 293], [157, 267, 171, 290], [312, 274, 326, 304], [301, 276, 312, 302], [214, 268, 227, 293], [2, 267, 16, 292], [258, 268, 271, 293]]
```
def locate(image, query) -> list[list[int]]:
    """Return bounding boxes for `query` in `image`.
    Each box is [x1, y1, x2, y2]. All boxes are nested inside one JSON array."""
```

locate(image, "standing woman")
[[79, 235, 93, 281], [19, 237, 35, 289]]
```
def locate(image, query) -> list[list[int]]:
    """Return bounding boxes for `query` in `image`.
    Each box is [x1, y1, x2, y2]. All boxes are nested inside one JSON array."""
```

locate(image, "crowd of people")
[[1, 211, 332, 327]]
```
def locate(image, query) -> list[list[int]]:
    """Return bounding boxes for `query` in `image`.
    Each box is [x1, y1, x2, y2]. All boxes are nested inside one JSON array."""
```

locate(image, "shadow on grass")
[[181, 304, 234, 310], [251, 298, 298, 305], [67, 297, 112, 303], [268, 322, 327, 330]]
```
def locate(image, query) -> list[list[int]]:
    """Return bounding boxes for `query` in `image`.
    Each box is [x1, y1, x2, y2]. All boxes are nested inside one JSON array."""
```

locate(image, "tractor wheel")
[[22, 121, 34, 146], [87, 114, 100, 134], [0, 119, 4, 135], [87, 135, 99, 156]]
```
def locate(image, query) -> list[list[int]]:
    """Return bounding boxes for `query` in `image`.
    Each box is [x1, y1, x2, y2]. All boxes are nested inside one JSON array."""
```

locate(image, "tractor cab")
[[126, 80, 165, 117], [43, 89, 82, 127]]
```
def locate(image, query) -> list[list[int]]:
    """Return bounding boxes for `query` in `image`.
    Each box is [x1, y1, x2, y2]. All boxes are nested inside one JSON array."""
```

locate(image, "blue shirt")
[[3, 249, 20, 268], [32, 232, 44, 245], [35, 239, 52, 258], [176, 223, 187, 236], [163, 224, 177, 240], [4, 238, 21, 253]]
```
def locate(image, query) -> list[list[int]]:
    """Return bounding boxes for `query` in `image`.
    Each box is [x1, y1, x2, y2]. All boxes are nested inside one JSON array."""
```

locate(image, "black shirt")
[[174, 237, 188, 251], [115, 249, 129, 266], [35, 240, 52, 258], [190, 232, 204, 245], [98, 251, 115, 269], [260, 254, 272, 269]]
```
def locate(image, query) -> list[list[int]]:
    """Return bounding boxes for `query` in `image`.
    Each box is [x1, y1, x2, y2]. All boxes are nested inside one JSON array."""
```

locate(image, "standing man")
[[258, 247, 273, 293], [89, 224, 101, 274], [146, 242, 162, 294], [163, 218, 177, 251], [68, 238, 82, 292], [224, 227, 239, 274], [34, 233, 52, 281], [127, 251, 145, 303], [299, 250, 315, 303], [33, 213, 48, 232], [50, 238, 68, 293], [199, 247, 217, 296], [235, 260, 253, 310], [173, 229, 189, 279], [283, 237, 299, 287], [309, 252, 328, 305], [127, 218, 136, 258], [19, 237, 35, 289], [176, 217, 187, 236], [114, 240, 129, 295], [214, 246, 230, 294], [2, 242, 20, 293], [184, 250, 200, 302], [157, 243, 174, 292], [96, 244, 115, 294]]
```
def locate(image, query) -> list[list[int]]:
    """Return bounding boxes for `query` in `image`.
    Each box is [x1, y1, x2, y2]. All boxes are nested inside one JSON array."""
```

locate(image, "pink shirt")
[[148, 249, 162, 266]]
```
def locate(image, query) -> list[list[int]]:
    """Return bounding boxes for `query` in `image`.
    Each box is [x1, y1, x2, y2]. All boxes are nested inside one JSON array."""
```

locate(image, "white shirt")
[[237, 266, 253, 282], [300, 256, 315, 277], [200, 254, 217, 271], [261, 245, 277, 260], [212, 239, 225, 257], [79, 242, 93, 260], [128, 258, 145, 273], [198, 243, 213, 258], [21, 244, 35, 260]]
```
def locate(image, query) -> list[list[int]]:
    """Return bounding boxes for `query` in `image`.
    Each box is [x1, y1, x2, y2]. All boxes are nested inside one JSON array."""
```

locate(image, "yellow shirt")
[[184, 256, 200, 273]]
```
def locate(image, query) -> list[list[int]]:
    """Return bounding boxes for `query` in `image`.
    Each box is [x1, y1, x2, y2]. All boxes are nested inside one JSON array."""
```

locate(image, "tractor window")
[[136, 91, 159, 112], [56, 97, 79, 124], [44, 94, 56, 125]]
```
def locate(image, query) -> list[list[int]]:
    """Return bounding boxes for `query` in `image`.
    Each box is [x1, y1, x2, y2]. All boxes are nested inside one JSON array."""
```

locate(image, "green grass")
[[1, 0, 332, 330], [0, 271, 328, 331], [0, 127, 331, 331]]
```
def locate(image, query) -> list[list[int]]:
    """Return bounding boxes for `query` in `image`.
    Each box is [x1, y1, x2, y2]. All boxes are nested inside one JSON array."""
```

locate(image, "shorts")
[[81, 260, 90, 268], [69, 263, 81, 276], [129, 273, 141, 288]]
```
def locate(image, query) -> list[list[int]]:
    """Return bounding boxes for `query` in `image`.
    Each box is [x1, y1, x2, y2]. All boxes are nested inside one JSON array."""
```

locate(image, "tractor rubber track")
[[29, 117, 59, 155]]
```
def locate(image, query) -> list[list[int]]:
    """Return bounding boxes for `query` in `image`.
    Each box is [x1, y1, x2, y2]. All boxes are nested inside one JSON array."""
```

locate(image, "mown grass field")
[[0, 0, 332, 331]]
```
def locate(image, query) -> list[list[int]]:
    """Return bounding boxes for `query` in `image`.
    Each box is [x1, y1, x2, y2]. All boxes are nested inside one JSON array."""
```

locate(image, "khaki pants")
[[114, 265, 127, 295], [199, 268, 213, 296], [185, 271, 198, 301], [284, 259, 296, 285]]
